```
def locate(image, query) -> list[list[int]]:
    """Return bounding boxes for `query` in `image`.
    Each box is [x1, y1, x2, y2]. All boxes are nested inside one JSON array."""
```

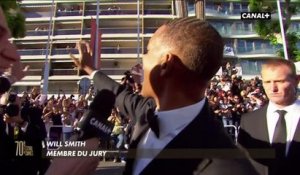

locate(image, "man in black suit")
[[238, 59, 300, 175], [0, 6, 45, 174], [0, 101, 16, 174], [71, 17, 260, 175], [1, 93, 50, 175]]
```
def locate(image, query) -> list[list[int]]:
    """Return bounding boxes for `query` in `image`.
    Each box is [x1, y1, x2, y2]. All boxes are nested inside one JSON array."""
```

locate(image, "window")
[[246, 41, 254, 52], [188, 1, 195, 16], [237, 40, 246, 53], [254, 40, 262, 50], [239, 60, 264, 75]]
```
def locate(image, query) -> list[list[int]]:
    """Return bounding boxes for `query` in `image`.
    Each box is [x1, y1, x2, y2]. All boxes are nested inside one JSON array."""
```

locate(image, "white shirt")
[[267, 99, 300, 155], [133, 98, 206, 175], [91, 71, 98, 80]]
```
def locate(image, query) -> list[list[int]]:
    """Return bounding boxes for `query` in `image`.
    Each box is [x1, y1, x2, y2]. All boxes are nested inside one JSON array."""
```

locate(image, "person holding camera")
[[0, 92, 25, 174], [0, 6, 35, 175], [0, 92, 50, 175], [108, 107, 125, 163]]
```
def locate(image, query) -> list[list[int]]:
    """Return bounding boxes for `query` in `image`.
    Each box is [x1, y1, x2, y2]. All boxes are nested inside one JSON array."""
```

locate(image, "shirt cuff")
[[90, 70, 98, 80], [21, 122, 29, 132]]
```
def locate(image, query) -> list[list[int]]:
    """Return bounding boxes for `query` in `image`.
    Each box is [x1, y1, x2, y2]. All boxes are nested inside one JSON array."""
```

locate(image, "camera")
[[123, 71, 134, 84], [124, 70, 131, 78], [5, 93, 19, 117]]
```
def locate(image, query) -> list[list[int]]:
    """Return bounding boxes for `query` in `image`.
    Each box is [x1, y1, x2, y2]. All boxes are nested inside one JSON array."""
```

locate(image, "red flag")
[[90, 18, 102, 69]]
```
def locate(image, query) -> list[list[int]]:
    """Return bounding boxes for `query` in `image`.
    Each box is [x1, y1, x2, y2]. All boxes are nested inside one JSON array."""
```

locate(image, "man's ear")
[[160, 53, 175, 77]]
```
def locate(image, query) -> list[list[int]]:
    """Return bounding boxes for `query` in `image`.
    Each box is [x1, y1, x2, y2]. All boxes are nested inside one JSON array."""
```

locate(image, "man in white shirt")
[[238, 59, 300, 175]]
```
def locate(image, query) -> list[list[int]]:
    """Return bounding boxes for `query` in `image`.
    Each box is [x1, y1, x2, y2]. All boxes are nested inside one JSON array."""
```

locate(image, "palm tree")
[[249, 0, 300, 61]]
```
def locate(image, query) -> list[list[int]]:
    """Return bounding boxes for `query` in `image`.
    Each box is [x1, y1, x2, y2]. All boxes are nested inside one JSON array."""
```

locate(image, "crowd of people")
[[207, 62, 268, 128], [0, 62, 252, 163], [0, 64, 266, 174], [3, 61, 267, 165]]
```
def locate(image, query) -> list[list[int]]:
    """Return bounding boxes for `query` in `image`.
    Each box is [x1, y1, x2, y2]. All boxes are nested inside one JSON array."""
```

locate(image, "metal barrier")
[[46, 125, 73, 142]]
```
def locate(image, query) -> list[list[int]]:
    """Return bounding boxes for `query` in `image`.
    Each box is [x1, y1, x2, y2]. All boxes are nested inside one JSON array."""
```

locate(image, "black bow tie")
[[147, 114, 159, 138]]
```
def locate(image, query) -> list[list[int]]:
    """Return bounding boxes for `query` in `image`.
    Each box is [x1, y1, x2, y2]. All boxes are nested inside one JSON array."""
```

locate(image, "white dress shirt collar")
[[156, 98, 206, 138], [268, 99, 300, 114]]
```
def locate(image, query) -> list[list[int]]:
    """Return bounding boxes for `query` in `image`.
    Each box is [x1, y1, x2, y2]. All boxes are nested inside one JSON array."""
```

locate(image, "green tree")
[[0, 0, 25, 38], [249, 0, 300, 61]]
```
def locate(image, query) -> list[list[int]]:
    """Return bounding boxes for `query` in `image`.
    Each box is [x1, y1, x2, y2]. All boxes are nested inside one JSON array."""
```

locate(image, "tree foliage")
[[0, 0, 25, 38], [249, 0, 300, 61]]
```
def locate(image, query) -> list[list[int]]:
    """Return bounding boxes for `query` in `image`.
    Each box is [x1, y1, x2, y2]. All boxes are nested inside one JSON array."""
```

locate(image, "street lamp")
[[41, 0, 54, 95], [276, 0, 289, 60]]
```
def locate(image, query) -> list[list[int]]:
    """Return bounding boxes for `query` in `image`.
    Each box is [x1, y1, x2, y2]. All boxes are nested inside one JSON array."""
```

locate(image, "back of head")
[[160, 17, 224, 81]]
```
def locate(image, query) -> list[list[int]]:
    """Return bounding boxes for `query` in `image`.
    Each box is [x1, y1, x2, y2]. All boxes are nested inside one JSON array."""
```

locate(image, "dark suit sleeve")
[[237, 112, 262, 149], [93, 71, 156, 121], [237, 114, 248, 147], [17, 106, 50, 175], [237, 105, 269, 150], [93, 71, 124, 95]]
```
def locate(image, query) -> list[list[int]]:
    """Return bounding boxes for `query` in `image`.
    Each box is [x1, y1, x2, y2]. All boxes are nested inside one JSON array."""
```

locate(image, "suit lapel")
[[254, 105, 270, 143], [287, 118, 300, 158], [292, 119, 300, 141], [124, 109, 153, 175], [130, 123, 148, 144], [124, 124, 149, 175], [130, 108, 155, 142]]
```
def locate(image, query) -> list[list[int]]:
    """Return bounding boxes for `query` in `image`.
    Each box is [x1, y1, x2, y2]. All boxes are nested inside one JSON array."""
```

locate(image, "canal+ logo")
[[241, 12, 271, 20]]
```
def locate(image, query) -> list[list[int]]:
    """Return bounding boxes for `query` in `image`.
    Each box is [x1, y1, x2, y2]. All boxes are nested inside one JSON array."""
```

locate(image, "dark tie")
[[272, 110, 287, 157], [147, 114, 159, 138]]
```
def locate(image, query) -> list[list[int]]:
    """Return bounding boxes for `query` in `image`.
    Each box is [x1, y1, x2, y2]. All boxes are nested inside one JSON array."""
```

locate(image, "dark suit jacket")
[[0, 109, 16, 174], [0, 104, 50, 175], [16, 105, 49, 175], [93, 71, 260, 175], [238, 104, 300, 175]]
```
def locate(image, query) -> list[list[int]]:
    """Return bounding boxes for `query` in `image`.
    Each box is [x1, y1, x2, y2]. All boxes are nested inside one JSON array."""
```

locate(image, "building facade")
[[12, 0, 300, 94]]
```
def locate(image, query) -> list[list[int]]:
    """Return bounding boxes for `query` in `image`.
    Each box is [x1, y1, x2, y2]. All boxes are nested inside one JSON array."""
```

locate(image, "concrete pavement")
[[93, 161, 125, 175]]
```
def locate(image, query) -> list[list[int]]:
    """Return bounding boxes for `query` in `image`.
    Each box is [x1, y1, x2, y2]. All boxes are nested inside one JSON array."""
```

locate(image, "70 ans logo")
[[15, 141, 33, 156]]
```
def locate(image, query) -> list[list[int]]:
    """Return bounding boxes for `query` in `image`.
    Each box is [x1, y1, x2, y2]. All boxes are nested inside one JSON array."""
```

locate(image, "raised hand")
[[70, 40, 95, 75]]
